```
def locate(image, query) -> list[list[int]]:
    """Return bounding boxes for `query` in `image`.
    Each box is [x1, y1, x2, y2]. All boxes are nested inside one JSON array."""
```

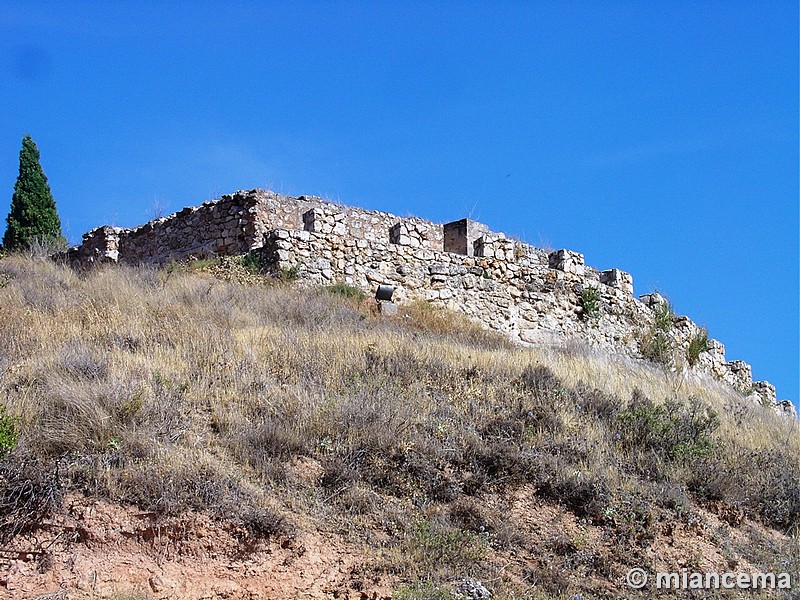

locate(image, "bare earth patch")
[[1, 493, 392, 599]]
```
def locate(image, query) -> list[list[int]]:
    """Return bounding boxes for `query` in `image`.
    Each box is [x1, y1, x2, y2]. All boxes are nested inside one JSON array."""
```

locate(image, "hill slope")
[[0, 255, 797, 599]]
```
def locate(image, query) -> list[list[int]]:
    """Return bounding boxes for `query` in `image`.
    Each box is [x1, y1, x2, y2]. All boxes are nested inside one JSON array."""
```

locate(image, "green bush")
[[393, 582, 454, 600], [652, 299, 675, 333], [326, 282, 366, 301], [0, 405, 19, 455], [686, 328, 710, 367], [277, 264, 301, 282], [407, 518, 486, 570], [239, 251, 268, 274], [617, 393, 718, 463], [580, 286, 601, 320], [641, 300, 676, 366]]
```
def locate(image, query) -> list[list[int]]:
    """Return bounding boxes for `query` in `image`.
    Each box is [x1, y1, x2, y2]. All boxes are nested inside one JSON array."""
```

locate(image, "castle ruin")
[[64, 189, 795, 417]]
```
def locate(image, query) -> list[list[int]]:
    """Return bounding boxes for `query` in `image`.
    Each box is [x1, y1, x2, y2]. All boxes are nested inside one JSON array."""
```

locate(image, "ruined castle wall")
[[65, 188, 786, 412], [257, 227, 760, 397], [259, 228, 649, 351], [64, 226, 122, 266], [300, 202, 444, 249], [72, 190, 447, 266], [114, 191, 310, 264]]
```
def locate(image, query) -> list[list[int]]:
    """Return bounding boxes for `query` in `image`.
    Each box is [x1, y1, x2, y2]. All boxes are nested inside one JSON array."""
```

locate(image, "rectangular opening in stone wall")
[[302, 209, 316, 232], [389, 222, 402, 244], [473, 236, 486, 258]]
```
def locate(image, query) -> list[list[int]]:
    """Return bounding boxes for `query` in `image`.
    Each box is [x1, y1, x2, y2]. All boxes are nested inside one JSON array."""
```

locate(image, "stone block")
[[443, 218, 489, 256], [475, 235, 515, 262], [705, 338, 725, 362], [600, 269, 634, 295], [548, 249, 585, 275], [752, 381, 777, 406], [638, 291, 667, 308], [391, 221, 424, 247], [724, 360, 752, 390], [775, 400, 797, 420], [378, 301, 398, 316], [473, 236, 489, 258]]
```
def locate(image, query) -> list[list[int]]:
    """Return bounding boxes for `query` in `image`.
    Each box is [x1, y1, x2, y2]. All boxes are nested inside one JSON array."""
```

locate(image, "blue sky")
[[1, 2, 797, 402]]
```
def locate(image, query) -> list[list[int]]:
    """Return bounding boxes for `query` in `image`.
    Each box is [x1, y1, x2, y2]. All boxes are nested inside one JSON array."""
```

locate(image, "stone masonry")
[[63, 189, 794, 416]]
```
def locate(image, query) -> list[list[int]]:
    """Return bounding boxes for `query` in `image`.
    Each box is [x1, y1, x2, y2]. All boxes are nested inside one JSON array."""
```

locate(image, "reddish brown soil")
[[0, 494, 392, 600], [1, 488, 790, 600]]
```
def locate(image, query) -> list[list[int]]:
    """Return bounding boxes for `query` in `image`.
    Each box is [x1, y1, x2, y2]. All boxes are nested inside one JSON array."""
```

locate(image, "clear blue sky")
[[2, 2, 797, 402]]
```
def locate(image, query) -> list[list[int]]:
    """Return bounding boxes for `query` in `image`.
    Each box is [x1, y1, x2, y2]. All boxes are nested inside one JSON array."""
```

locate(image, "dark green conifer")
[[3, 134, 65, 251]]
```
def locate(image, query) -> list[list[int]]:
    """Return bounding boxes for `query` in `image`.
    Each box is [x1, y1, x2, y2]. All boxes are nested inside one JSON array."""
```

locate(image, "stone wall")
[[64, 226, 123, 265], [66, 190, 446, 266], [64, 188, 793, 416], [256, 227, 777, 404]]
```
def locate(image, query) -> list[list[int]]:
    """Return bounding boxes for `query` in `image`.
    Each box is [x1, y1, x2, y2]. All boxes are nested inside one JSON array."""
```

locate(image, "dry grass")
[[0, 255, 797, 598]]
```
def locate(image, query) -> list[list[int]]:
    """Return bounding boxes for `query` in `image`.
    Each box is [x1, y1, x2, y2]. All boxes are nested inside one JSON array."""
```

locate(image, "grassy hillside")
[[0, 255, 797, 599]]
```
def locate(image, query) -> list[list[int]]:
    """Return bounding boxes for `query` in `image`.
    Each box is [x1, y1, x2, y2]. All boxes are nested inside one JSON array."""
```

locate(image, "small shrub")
[[230, 417, 309, 466], [686, 327, 710, 367], [652, 299, 675, 333], [326, 282, 366, 302], [448, 498, 491, 534], [239, 251, 268, 274], [407, 518, 486, 569], [688, 446, 800, 532], [616, 393, 718, 464], [533, 455, 610, 521], [187, 257, 221, 270], [641, 299, 676, 366], [519, 364, 562, 394], [393, 582, 453, 600], [59, 345, 109, 381], [320, 455, 359, 489], [0, 405, 19, 455], [579, 286, 601, 320], [641, 330, 673, 366], [608, 490, 657, 544], [164, 260, 181, 276], [277, 264, 301, 282]]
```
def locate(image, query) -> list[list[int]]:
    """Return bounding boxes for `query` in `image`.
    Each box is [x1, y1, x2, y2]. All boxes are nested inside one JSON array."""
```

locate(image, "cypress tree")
[[3, 134, 65, 251]]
